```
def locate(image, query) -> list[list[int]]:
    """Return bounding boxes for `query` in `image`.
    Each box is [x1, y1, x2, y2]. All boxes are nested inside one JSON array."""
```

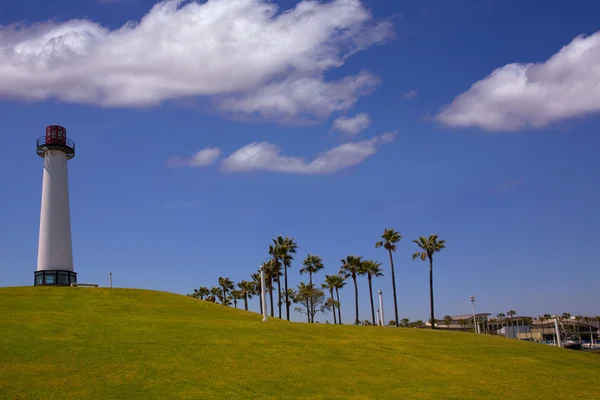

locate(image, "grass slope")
[[1, 287, 599, 399]]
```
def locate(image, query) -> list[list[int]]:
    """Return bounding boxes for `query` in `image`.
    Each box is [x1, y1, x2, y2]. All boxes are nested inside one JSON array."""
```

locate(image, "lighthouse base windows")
[[34, 270, 77, 286]]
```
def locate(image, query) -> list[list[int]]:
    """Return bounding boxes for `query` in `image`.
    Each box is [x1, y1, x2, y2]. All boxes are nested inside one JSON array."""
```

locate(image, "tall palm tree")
[[322, 275, 339, 325], [268, 242, 285, 319], [271, 236, 298, 321], [218, 277, 234, 306], [362, 260, 384, 326], [251, 271, 263, 314], [375, 229, 402, 327], [237, 280, 254, 311], [339, 255, 364, 325], [300, 254, 324, 323], [282, 236, 298, 321], [262, 260, 277, 317], [331, 274, 346, 324], [281, 288, 296, 315], [412, 234, 446, 329], [443, 315, 453, 329]]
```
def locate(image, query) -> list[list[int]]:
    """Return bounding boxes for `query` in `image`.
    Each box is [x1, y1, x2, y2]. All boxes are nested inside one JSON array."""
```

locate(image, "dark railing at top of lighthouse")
[[36, 125, 75, 159]]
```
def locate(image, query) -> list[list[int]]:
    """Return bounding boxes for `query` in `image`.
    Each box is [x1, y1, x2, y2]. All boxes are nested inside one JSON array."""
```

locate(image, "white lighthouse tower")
[[34, 125, 77, 286]]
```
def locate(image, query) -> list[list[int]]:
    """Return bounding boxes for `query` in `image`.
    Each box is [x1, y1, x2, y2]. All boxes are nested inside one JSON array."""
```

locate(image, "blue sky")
[[1, 0, 599, 323]]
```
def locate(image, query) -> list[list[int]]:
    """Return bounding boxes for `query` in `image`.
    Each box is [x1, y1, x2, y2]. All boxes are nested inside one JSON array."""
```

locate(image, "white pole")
[[470, 295, 479, 334], [375, 309, 380, 327], [109, 272, 112, 288], [378, 290, 384, 326], [260, 265, 267, 322], [553, 316, 562, 347]]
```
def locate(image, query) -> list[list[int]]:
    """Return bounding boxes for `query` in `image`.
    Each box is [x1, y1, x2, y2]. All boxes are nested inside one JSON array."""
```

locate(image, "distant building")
[[428, 313, 491, 333]]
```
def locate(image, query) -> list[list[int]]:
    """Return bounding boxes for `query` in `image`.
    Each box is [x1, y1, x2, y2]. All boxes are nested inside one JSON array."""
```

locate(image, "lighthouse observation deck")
[[36, 125, 75, 159]]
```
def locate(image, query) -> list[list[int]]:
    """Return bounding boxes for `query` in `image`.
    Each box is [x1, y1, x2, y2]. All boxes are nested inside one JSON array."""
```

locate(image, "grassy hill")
[[1, 287, 598, 399]]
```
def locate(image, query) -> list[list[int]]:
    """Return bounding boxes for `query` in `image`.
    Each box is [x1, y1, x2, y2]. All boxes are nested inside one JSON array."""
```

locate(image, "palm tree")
[[251, 271, 263, 313], [322, 275, 339, 325], [400, 317, 410, 327], [218, 277, 234, 306], [443, 315, 453, 329], [375, 229, 402, 327], [237, 280, 254, 311], [281, 288, 296, 314], [209, 286, 221, 303], [191, 286, 210, 300], [230, 290, 242, 308], [412, 234, 446, 329], [339, 255, 365, 325], [330, 274, 346, 324], [362, 260, 384, 326], [300, 254, 324, 323], [458, 319, 469, 332], [262, 260, 277, 317], [271, 236, 298, 321]]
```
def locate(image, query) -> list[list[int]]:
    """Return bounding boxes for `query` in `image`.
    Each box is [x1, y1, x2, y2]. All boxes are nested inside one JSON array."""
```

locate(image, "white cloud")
[[404, 89, 418, 99], [167, 147, 221, 167], [220, 131, 397, 174], [436, 32, 600, 131], [332, 112, 370, 135], [0, 0, 392, 121]]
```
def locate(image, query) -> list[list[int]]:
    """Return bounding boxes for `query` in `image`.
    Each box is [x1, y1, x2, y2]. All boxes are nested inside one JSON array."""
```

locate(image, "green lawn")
[[1, 287, 598, 399]]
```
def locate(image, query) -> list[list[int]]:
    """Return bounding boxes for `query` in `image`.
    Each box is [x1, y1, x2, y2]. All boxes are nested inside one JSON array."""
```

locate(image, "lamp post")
[[260, 265, 267, 322], [378, 290, 385, 326], [376, 309, 380, 327], [470, 295, 479, 334]]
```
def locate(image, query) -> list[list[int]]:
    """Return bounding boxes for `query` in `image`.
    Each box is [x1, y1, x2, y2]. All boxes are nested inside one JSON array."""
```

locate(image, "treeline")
[[188, 229, 446, 327]]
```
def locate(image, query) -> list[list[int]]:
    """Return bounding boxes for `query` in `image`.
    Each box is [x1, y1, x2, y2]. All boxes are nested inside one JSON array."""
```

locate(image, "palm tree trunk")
[[285, 265, 290, 321], [428, 256, 435, 329], [244, 294, 248, 311], [330, 289, 337, 324], [258, 290, 262, 315], [368, 275, 375, 326], [269, 278, 274, 317], [388, 249, 399, 327], [309, 273, 313, 323], [277, 274, 282, 319], [222, 286, 227, 306], [306, 298, 310, 323], [353, 275, 359, 325], [335, 288, 342, 324]]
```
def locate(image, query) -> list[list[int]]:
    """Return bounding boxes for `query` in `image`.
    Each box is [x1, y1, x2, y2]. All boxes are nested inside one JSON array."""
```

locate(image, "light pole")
[[378, 290, 385, 326], [376, 309, 380, 326], [470, 295, 479, 334], [260, 265, 267, 322]]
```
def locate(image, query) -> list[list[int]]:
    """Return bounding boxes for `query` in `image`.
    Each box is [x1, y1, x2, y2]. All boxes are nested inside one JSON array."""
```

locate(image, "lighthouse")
[[34, 125, 77, 286]]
